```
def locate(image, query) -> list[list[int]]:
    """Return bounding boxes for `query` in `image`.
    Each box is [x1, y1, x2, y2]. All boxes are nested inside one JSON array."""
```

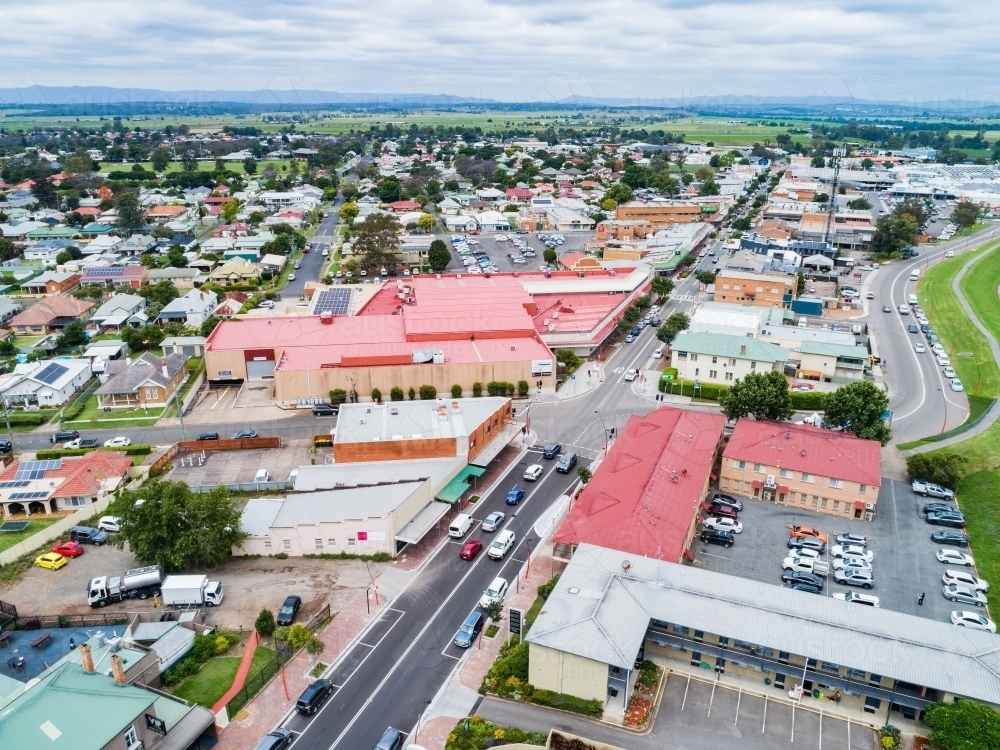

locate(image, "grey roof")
[[269, 481, 425, 526], [292, 457, 464, 494], [239, 498, 283, 536], [91, 294, 145, 322], [94, 352, 186, 396], [22, 271, 75, 286], [528, 543, 1000, 704], [161, 336, 207, 347], [148, 267, 199, 280], [335, 397, 509, 445]]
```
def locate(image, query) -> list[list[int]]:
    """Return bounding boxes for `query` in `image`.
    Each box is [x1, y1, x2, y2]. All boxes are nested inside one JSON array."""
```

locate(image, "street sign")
[[663, 374, 675, 381], [509, 608, 523, 636]]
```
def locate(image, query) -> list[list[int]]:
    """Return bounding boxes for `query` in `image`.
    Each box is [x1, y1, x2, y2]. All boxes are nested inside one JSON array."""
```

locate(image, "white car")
[[479, 576, 509, 608], [951, 611, 996, 632], [937, 353, 951, 366], [523, 464, 543, 482], [898, 304, 909, 314], [945, 250, 955, 258], [104, 437, 131, 448], [488, 530, 515, 560], [950, 379, 964, 392], [832, 557, 871, 572], [831, 545, 873, 562], [914, 342, 926, 353], [944, 367, 957, 378], [937, 549, 974, 567], [833, 592, 880, 607], [703, 517, 743, 534], [258, 300, 275, 309], [624, 369, 638, 382], [786, 548, 820, 561], [943, 570, 989, 591], [932, 343, 945, 354], [97, 516, 122, 532]]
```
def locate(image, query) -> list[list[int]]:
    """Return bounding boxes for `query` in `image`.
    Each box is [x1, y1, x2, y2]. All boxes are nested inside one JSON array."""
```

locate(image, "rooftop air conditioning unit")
[[866, 502, 875, 510], [553, 311, 559, 318]]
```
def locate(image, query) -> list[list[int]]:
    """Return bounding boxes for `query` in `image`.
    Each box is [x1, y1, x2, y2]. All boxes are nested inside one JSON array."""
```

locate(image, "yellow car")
[[35, 553, 67, 570]]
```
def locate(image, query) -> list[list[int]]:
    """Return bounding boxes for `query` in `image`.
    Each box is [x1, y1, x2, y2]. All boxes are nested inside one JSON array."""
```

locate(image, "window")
[[733, 460, 746, 469], [756, 286, 763, 292], [709, 370, 717, 379], [693, 630, 704, 642], [750, 361, 757, 370], [722, 283, 730, 289], [744, 481, 753, 492], [728, 358, 736, 366], [673, 625, 689, 636], [695, 368, 700, 376], [760, 647, 774, 658], [315, 539, 323, 549], [733, 284, 741, 290], [722, 478, 729, 488], [860, 484, 867, 494], [753, 464, 765, 473], [812, 496, 820, 507], [65, 497, 86, 507], [820, 498, 828, 508], [282, 539, 291, 550], [712, 356, 718, 364], [773, 673, 786, 689], [717, 636, 729, 648], [869, 673, 883, 686], [691, 651, 702, 667], [864, 696, 881, 713], [820, 661, 840, 674], [802, 473, 815, 483], [124, 725, 139, 748], [771, 288, 779, 294], [848, 669, 866, 681], [144, 387, 157, 400], [733, 640, 752, 651], [263, 540, 272, 549], [833, 501, 840, 511], [778, 651, 789, 664], [725, 372, 734, 381], [829, 478, 844, 489], [690, 353, 698, 362]]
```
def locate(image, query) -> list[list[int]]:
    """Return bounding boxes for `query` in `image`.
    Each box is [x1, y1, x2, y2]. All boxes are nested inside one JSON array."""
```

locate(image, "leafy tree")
[[870, 213, 918, 257], [555, 348, 582, 373], [341, 183, 359, 201], [220, 199, 240, 224], [656, 312, 690, 343], [151, 148, 172, 172], [650, 276, 675, 299], [621, 163, 652, 189], [199, 316, 221, 337], [695, 270, 717, 285], [243, 156, 257, 175], [255, 609, 276, 637], [822, 380, 891, 445], [719, 370, 794, 422], [166, 245, 188, 268], [140, 253, 158, 268], [377, 177, 401, 203], [417, 213, 435, 233], [151, 223, 175, 239], [652, 171, 680, 196], [924, 699, 1000, 750], [893, 197, 930, 231], [600, 197, 617, 212], [695, 166, 714, 182], [56, 320, 88, 348], [952, 199, 981, 229], [846, 197, 871, 210], [105, 480, 246, 571], [55, 250, 72, 265], [338, 201, 359, 224], [247, 210, 265, 226], [811, 155, 825, 167], [351, 213, 401, 271], [905, 452, 968, 490], [860, 158, 874, 170], [115, 191, 144, 236], [543, 248, 557, 265], [698, 177, 720, 196], [419, 384, 437, 400], [604, 183, 635, 206], [390, 386, 404, 401], [577, 466, 593, 484], [428, 239, 451, 271], [451, 384, 463, 398], [813, 193, 829, 203]]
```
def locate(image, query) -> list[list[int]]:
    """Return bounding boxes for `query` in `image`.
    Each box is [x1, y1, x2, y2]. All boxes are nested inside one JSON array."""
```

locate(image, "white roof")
[[293, 457, 464, 495], [335, 397, 508, 444], [239, 498, 283, 537]]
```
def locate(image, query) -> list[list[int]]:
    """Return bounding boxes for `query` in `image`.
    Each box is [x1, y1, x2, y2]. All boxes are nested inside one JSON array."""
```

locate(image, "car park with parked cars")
[[951, 611, 996, 631], [700, 529, 734, 547], [703, 517, 742, 534], [833, 592, 880, 607], [937, 549, 974, 566], [943, 584, 987, 607]]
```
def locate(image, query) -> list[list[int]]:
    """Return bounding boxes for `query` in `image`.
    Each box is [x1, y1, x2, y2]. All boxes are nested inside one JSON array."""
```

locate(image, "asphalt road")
[[282, 194, 345, 298]]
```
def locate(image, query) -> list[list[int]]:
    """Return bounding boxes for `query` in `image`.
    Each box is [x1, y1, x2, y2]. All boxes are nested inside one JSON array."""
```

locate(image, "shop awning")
[[778, 485, 789, 494], [469, 422, 520, 468], [395, 501, 452, 545], [854, 501, 867, 510], [752, 479, 764, 489], [149, 705, 216, 750], [435, 465, 487, 504]]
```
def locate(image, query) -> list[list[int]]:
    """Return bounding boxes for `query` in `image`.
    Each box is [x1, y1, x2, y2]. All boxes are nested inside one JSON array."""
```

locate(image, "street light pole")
[[594, 409, 609, 452], [511, 512, 533, 592]]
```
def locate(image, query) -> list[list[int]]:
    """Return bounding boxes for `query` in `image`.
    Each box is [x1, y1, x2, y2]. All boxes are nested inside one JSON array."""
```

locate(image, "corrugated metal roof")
[[292, 457, 464, 494], [336, 397, 508, 445], [800, 340, 870, 360], [529, 544, 1000, 703], [272, 482, 424, 526], [672, 331, 789, 362]]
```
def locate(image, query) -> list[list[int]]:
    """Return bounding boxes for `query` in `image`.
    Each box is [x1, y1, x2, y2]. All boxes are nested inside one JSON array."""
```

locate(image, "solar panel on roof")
[[0, 481, 30, 488], [34, 362, 69, 385], [87, 266, 125, 276], [313, 288, 352, 316], [14, 459, 62, 480], [10, 491, 49, 500]]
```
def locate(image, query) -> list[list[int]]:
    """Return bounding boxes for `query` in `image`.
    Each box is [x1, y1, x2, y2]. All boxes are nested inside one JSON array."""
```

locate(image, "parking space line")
[[762, 694, 767, 733], [847, 717, 851, 748], [818, 709, 823, 749], [707, 677, 717, 718], [439, 650, 461, 660], [734, 686, 741, 725], [681, 673, 690, 710], [791, 701, 796, 743]]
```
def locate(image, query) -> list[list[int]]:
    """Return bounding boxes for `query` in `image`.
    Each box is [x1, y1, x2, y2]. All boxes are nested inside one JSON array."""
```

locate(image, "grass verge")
[[0, 518, 60, 554], [956, 471, 1000, 591], [173, 645, 277, 709]]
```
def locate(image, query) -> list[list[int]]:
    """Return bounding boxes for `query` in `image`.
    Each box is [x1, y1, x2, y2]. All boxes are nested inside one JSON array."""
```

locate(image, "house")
[[78, 264, 148, 290], [444, 214, 479, 232], [386, 200, 422, 213], [436, 197, 461, 215], [81, 235, 124, 255], [145, 205, 188, 222], [23, 239, 77, 262], [797, 341, 871, 382], [474, 210, 510, 231], [0, 358, 92, 407], [208, 259, 260, 284], [147, 267, 200, 289], [0, 298, 22, 325], [161, 336, 207, 359], [0, 451, 130, 517], [670, 331, 788, 386], [157, 289, 218, 327], [10, 296, 95, 335], [95, 352, 188, 408], [212, 292, 248, 318], [259, 253, 287, 272], [19, 271, 80, 296], [90, 294, 147, 329], [120, 235, 157, 255], [720, 419, 881, 518]]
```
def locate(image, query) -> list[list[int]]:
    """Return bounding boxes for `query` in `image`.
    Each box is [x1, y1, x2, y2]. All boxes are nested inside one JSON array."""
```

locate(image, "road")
[[282, 194, 346, 298]]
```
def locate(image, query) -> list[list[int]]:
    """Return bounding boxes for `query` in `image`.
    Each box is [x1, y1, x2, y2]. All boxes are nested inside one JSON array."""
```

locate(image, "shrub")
[[472, 382, 483, 397], [408, 387, 416, 400], [254, 608, 276, 637], [537, 574, 560, 600], [273, 551, 288, 559], [419, 384, 437, 400], [371, 387, 382, 403], [390, 386, 404, 401], [306, 636, 325, 654], [451, 383, 463, 398], [213, 635, 232, 655], [517, 380, 529, 397], [273, 626, 290, 643], [788, 391, 827, 411], [906, 452, 968, 490], [329, 388, 348, 404], [288, 624, 311, 649]]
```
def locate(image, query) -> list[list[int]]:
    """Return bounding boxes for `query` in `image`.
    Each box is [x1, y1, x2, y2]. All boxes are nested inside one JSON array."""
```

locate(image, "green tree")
[[622, 163, 652, 189], [378, 177, 402, 203], [893, 197, 930, 231], [543, 248, 558, 265], [695, 166, 714, 182], [55, 250, 72, 265], [254, 609, 276, 638], [952, 199, 981, 229], [652, 171, 680, 196], [243, 156, 257, 175], [604, 183, 635, 206], [650, 276, 674, 300], [351, 213, 401, 271], [822, 380, 892, 445], [577, 466, 593, 484], [811, 155, 825, 167], [63, 150, 96, 175], [924, 699, 1000, 750], [104, 480, 246, 571], [338, 201, 359, 224], [846, 197, 871, 210], [151, 148, 172, 172], [220, 199, 240, 224], [860, 158, 874, 170], [115, 191, 144, 236], [151, 223, 175, 239], [719, 371, 794, 422], [390, 386, 404, 401], [199, 316, 221, 337], [695, 270, 717, 285], [428, 239, 451, 271], [905, 452, 968, 490], [181, 151, 198, 173], [698, 177, 720, 196], [56, 320, 88, 348], [656, 312, 690, 343], [870, 213, 918, 257]]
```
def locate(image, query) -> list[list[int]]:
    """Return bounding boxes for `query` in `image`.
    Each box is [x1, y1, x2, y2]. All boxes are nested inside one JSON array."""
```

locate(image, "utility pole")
[[822, 147, 845, 246]]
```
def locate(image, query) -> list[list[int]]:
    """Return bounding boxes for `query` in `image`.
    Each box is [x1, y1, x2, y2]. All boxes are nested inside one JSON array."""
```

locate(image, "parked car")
[[932, 530, 969, 547], [70, 526, 107, 545], [708, 504, 739, 520], [482, 511, 505, 532], [923, 502, 959, 515], [833, 592, 880, 607], [254, 728, 294, 750], [624, 335, 635, 343], [712, 493, 744, 511], [488, 530, 515, 560], [926, 512, 966, 528], [833, 569, 874, 589], [479, 576, 509, 608], [231, 430, 258, 439], [276, 595, 302, 625], [295, 679, 334, 715], [459, 540, 483, 560], [454, 610, 484, 648], [35, 553, 67, 570], [197, 431, 219, 440], [523, 464, 543, 482], [52, 541, 84, 558], [312, 404, 338, 416], [942, 570, 989, 591], [702, 517, 742, 534], [831, 545, 873, 562], [505, 487, 526, 505], [50, 430, 80, 443], [784, 583, 822, 594], [951, 611, 996, 632], [781, 571, 824, 589], [787, 536, 826, 552], [785, 548, 820, 561], [790, 526, 828, 543], [700, 529, 734, 548], [372, 727, 405, 750], [943, 584, 987, 607], [97, 516, 122, 533], [832, 557, 872, 572], [937, 549, 974, 566], [911, 480, 955, 499], [835, 533, 868, 546], [951, 379, 965, 392]]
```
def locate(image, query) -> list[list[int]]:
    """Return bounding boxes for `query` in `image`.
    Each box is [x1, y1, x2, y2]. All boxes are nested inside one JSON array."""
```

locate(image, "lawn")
[[956, 470, 1000, 594], [0, 518, 61, 554], [173, 645, 277, 709], [99, 159, 288, 176], [63, 396, 165, 428]]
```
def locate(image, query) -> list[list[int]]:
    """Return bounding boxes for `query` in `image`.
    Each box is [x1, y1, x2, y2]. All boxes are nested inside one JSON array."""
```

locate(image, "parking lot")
[[444, 231, 592, 274], [694, 478, 972, 624], [164, 438, 320, 486]]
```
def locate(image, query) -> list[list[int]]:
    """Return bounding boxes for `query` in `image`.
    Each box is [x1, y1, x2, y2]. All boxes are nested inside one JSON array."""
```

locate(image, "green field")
[[0, 518, 61, 554], [98, 159, 287, 176], [173, 645, 277, 709]]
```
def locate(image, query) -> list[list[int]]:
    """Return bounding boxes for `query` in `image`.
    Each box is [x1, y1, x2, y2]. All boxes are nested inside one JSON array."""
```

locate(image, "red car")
[[709, 504, 739, 520], [52, 541, 84, 558], [460, 540, 483, 560]]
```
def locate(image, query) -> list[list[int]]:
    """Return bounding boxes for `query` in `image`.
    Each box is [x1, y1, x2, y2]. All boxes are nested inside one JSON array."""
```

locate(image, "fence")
[[180, 370, 206, 416], [176, 437, 281, 453], [303, 603, 332, 632], [0, 599, 16, 626], [0, 494, 114, 566], [188, 481, 294, 494], [2, 611, 130, 630]]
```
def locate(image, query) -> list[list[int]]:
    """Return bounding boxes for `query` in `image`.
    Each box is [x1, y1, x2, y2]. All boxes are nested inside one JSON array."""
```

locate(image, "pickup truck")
[[911, 479, 955, 499], [64, 438, 99, 450], [781, 557, 830, 576]]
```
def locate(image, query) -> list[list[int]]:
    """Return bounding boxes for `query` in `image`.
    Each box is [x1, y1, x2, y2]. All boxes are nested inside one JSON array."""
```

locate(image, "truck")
[[911, 479, 955, 500], [88, 565, 164, 607], [64, 438, 99, 450], [781, 557, 830, 576], [161, 574, 224, 608]]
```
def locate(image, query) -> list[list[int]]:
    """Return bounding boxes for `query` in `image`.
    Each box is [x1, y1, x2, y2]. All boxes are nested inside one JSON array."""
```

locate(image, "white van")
[[254, 469, 270, 483], [908, 294, 918, 305], [449, 513, 473, 538], [910, 269, 920, 281], [797, 317, 808, 328]]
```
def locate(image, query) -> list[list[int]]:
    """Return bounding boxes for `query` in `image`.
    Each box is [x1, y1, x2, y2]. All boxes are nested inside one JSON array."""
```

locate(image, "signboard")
[[662, 374, 674, 381], [509, 608, 523, 636], [356, 531, 368, 541], [531, 360, 553, 376], [145, 714, 167, 736]]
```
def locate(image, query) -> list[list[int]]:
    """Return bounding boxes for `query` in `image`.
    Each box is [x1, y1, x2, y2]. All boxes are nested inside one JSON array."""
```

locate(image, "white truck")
[[781, 557, 830, 576], [911, 479, 955, 500], [88, 565, 164, 607], [161, 574, 224, 608]]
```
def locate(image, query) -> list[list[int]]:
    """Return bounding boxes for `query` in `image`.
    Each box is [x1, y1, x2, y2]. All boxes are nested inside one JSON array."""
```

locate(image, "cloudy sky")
[[1, 0, 998, 104]]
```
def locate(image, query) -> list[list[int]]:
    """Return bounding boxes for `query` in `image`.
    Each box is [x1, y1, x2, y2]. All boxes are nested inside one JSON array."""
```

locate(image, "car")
[[253, 728, 294, 750], [833, 569, 874, 589], [542, 442, 562, 459], [703, 517, 742, 534], [914, 342, 926, 353], [835, 532, 868, 546], [937, 549, 974, 566], [312, 404, 338, 416], [479, 576, 509, 608], [0, 440, 11, 454], [923, 502, 958, 515], [790, 525, 828, 543], [197, 431, 219, 440], [231, 430, 258, 439], [276, 595, 302, 626], [951, 611, 997, 632], [833, 592, 880, 607], [488, 530, 515, 559], [482, 511, 505, 532], [932, 343, 945, 354], [711, 493, 744, 511], [911, 480, 955, 499], [866, 292, 875, 299], [294, 262, 301, 270], [70, 526, 107, 545], [784, 582, 822, 594], [898, 304, 909, 314], [523, 464, 543, 482], [505, 487, 526, 505], [52, 541, 84, 558], [942, 570, 989, 591], [943, 584, 987, 607], [927, 512, 966, 528], [35, 553, 67, 570], [624, 335, 635, 343], [908, 324, 919, 334], [460, 540, 483, 560], [951, 379, 964, 392], [936, 353, 951, 366], [258, 300, 275, 309], [708, 503, 738, 520], [295, 679, 334, 715], [944, 366, 957, 378], [782, 557, 821, 573], [932, 530, 969, 547], [624, 369, 638, 382], [787, 536, 826, 552], [103, 436, 132, 448], [50, 430, 80, 443], [288, 273, 296, 281], [781, 571, 824, 588], [700, 529, 734, 547], [454, 610, 484, 648], [831, 545, 873, 562], [786, 547, 821, 561], [97, 516, 122, 533], [945, 250, 956, 258]]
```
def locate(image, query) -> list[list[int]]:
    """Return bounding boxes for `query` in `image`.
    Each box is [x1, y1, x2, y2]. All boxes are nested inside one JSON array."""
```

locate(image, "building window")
[[722, 478, 729, 488], [263, 540, 272, 549], [860, 484, 867, 494], [711, 356, 718, 364], [820, 498, 828, 508], [773, 673, 786, 689], [728, 358, 736, 366], [833, 501, 840, 511], [802, 473, 815, 483], [693, 630, 704, 642], [124, 725, 139, 749], [779, 469, 793, 479], [864, 696, 881, 713], [717, 636, 729, 648], [848, 669, 866, 681], [722, 284, 730, 289], [725, 372, 734, 381], [744, 481, 753, 492], [695, 368, 700, 376], [820, 661, 840, 674], [283, 539, 291, 550], [812, 496, 820, 507], [673, 625, 689, 636], [328, 538, 336, 546], [750, 361, 757, 370], [690, 353, 698, 362], [315, 539, 323, 549], [691, 651, 702, 667], [753, 464, 765, 473], [869, 673, 883, 686], [829, 478, 844, 489], [733, 460, 746, 469], [709, 370, 717, 379], [756, 286, 763, 293], [733, 284, 741, 291]]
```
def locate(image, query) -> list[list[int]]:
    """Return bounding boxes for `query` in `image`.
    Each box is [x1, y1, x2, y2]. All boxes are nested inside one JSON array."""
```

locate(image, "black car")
[[277, 595, 302, 625], [922, 502, 958, 516], [0, 440, 12, 454], [50, 430, 80, 443], [783, 582, 822, 594], [312, 404, 338, 416], [926, 512, 966, 528], [197, 432, 219, 441], [712, 493, 744, 511], [454, 610, 484, 648], [231, 430, 259, 439], [781, 570, 824, 589], [373, 727, 405, 750], [542, 442, 562, 459], [295, 679, 334, 715], [908, 324, 919, 333], [700, 529, 734, 548], [932, 530, 969, 547], [651, 318, 663, 327], [787, 536, 826, 552], [254, 728, 293, 750]]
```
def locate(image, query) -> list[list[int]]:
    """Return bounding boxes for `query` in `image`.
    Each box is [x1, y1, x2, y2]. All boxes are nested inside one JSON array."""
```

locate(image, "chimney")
[[160, 359, 169, 380], [79, 642, 95, 674], [125, 355, 131, 366], [110, 653, 126, 685]]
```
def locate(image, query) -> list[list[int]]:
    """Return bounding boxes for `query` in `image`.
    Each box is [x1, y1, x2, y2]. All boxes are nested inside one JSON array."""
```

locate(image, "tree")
[[199, 316, 221, 337], [55, 250, 72, 265], [31, 176, 57, 208], [604, 183, 634, 206], [846, 197, 871, 210], [952, 199, 980, 229], [811, 155, 825, 168], [151, 223, 175, 239], [905, 452, 968, 490], [115, 191, 144, 236], [56, 320, 88, 348], [377, 177, 401, 203], [220, 199, 240, 224], [484, 598, 504, 627], [543, 248, 558, 265], [577, 466, 593, 484], [651, 276, 674, 300], [924, 700, 1000, 750], [860, 158, 874, 170], [243, 156, 257, 175], [822, 380, 892, 445], [695, 270, 717, 286], [151, 148, 172, 172], [104, 480, 246, 572], [351, 213, 401, 271], [656, 312, 689, 343], [870, 213, 918, 257], [893, 197, 930, 231], [428, 239, 451, 272], [695, 166, 714, 182], [338, 201, 359, 224], [255, 609, 276, 638], [652, 171, 680, 196], [719, 371, 794, 422], [138, 279, 181, 308], [698, 177, 720, 196], [416, 213, 435, 233]]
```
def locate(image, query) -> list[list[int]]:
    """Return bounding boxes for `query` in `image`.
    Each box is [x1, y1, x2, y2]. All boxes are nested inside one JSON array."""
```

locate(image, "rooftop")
[[672, 330, 789, 362], [335, 397, 509, 444], [292, 457, 464, 494]]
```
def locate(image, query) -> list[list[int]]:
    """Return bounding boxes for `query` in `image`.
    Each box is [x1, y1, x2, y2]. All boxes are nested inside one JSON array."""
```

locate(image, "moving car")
[[932, 530, 968, 547], [542, 443, 562, 459], [459, 540, 483, 560], [295, 679, 334, 715], [943, 584, 987, 607], [253, 728, 294, 750], [833, 592, 880, 607], [52, 541, 84, 558], [454, 610, 484, 648], [831, 545, 873, 562], [882, 305, 892, 313], [702, 517, 742, 534], [951, 611, 996, 632], [790, 526, 828, 543], [942, 570, 988, 591], [97, 516, 122, 532], [624, 369, 638, 382], [700, 529, 734, 548], [898, 304, 909, 314], [523, 464, 543, 482], [833, 569, 874, 589], [781, 571, 824, 589], [787, 536, 826, 552], [505, 487, 526, 505], [914, 342, 925, 353], [231, 430, 258, 439], [908, 324, 919, 333], [482, 511, 505, 532], [312, 404, 338, 416], [937, 549, 974, 566], [488, 530, 515, 559], [276, 595, 302, 625], [712, 493, 744, 511], [479, 576, 509, 608], [35, 553, 67, 570]]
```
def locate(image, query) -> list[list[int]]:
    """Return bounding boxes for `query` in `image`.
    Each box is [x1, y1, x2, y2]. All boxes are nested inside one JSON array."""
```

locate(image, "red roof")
[[0, 452, 132, 498], [506, 188, 534, 199], [723, 420, 882, 487], [387, 200, 422, 212], [553, 408, 725, 562]]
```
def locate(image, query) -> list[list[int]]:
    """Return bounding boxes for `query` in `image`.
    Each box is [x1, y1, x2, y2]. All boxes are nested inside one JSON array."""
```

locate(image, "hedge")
[[6, 413, 52, 426], [658, 378, 828, 410], [35, 445, 154, 460]]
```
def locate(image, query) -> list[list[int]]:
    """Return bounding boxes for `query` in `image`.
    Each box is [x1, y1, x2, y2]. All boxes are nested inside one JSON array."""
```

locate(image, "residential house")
[[24, 225, 78, 242], [10, 296, 95, 335], [436, 197, 461, 215], [0, 298, 22, 325], [670, 331, 788, 386], [95, 352, 188, 408], [157, 289, 218, 327], [77, 264, 148, 290], [146, 205, 188, 222], [0, 358, 93, 407], [19, 271, 79, 296], [90, 294, 147, 329], [208, 260, 260, 285], [211, 292, 248, 318], [259, 254, 287, 272], [147, 267, 201, 289], [443, 214, 479, 232], [23, 239, 77, 262], [81, 235, 123, 255], [120, 235, 157, 256], [161, 336, 207, 359], [797, 341, 870, 382]]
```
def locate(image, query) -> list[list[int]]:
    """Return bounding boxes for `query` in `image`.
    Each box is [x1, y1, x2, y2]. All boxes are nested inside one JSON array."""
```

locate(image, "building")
[[0, 451, 131, 517], [797, 341, 871, 382], [9, 296, 95, 335], [20, 271, 79, 295], [90, 293, 147, 329], [161, 336, 207, 359], [552, 408, 725, 565], [527, 543, 1000, 722], [208, 259, 260, 284], [157, 289, 218, 327], [0, 358, 93, 407], [95, 352, 188, 409], [720, 420, 881, 518], [0, 298, 23, 326], [713, 270, 795, 308], [670, 331, 788, 385], [78, 265, 148, 290], [147, 267, 201, 289], [612, 200, 716, 228]]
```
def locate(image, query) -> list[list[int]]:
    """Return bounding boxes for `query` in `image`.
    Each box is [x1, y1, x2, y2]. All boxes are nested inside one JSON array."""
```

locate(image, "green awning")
[[436, 465, 487, 504]]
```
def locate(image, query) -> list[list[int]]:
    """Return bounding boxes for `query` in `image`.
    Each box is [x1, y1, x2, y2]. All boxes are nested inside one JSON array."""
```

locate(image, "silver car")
[[482, 511, 505, 532], [943, 584, 987, 607]]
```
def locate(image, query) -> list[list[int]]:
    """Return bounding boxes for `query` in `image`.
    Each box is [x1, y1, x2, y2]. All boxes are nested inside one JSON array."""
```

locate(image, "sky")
[[2, 0, 999, 105]]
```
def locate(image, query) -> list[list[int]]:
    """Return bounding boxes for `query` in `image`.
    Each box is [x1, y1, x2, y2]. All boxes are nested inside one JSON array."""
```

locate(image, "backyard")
[[173, 644, 278, 709], [0, 518, 60, 553]]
